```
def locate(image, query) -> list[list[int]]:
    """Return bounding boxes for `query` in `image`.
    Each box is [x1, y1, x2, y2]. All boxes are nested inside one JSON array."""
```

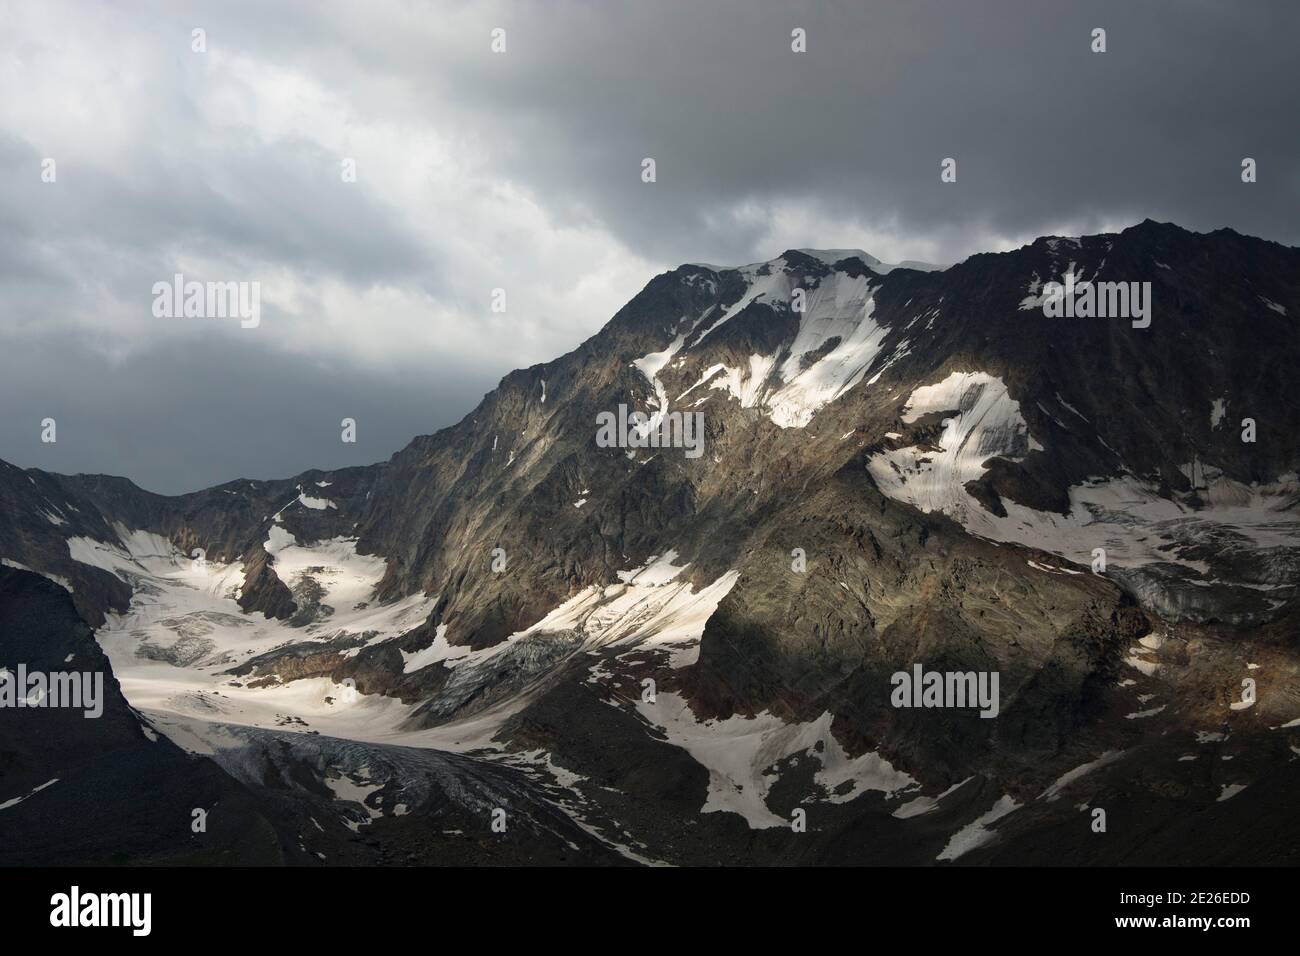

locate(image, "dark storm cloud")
[[0, 336, 497, 495], [0, 124, 433, 289], [438, 0, 1300, 263]]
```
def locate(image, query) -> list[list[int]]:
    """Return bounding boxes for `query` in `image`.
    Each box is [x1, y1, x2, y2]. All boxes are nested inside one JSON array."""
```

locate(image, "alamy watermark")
[[50, 886, 151, 936], [152, 273, 260, 328], [0, 665, 103, 718], [595, 404, 705, 459], [1040, 273, 1151, 328], [890, 664, 1000, 718]]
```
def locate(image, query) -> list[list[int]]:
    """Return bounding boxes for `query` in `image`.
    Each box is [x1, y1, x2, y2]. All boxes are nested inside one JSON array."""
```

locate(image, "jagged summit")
[[686, 247, 944, 275], [793, 247, 876, 265]]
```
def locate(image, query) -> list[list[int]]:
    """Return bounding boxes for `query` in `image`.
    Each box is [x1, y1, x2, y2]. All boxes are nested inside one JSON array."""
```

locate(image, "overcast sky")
[[2, 0, 1297, 493]]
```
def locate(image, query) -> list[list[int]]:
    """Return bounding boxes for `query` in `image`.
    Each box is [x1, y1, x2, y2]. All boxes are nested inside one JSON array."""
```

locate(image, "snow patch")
[[634, 694, 916, 828], [0, 777, 59, 811], [937, 794, 1020, 861], [400, 624, 471, 673], [867, 371, 1041, 523], [1211, 397, 1228, 429], [1040, 751, 1125, 801]]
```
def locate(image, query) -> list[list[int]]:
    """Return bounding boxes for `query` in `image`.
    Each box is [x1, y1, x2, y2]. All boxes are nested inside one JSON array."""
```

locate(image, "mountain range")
[[2, 219, 1298, 866]]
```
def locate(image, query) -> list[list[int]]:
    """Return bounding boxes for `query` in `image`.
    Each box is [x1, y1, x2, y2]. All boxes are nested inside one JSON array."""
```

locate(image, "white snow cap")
[[688, 249, 945, 274]]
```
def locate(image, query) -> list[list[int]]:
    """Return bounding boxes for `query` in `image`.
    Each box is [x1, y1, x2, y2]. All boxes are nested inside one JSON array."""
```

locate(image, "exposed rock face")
[[1, 221, 1298, 865]]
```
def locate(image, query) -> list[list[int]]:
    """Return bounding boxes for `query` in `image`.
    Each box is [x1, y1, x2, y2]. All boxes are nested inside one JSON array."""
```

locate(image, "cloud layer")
[[1, 0, 1296, 491]]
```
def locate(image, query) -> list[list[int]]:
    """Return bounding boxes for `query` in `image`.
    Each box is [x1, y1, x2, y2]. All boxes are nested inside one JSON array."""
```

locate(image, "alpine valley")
[[3, 219, 1298, 866]]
